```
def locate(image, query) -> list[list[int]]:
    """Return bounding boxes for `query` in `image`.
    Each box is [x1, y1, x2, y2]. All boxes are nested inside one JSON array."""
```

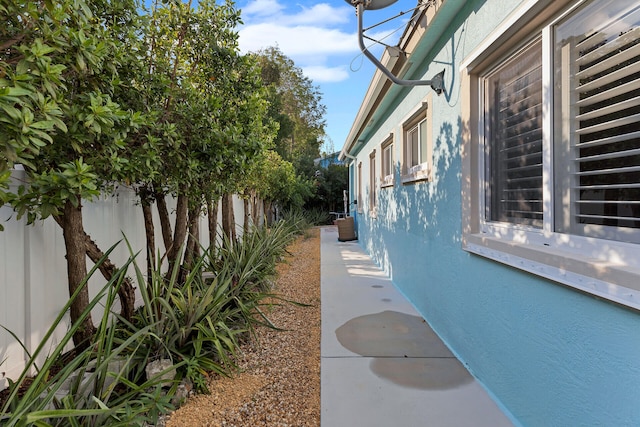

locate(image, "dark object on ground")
[[337, 217, 357, 242]]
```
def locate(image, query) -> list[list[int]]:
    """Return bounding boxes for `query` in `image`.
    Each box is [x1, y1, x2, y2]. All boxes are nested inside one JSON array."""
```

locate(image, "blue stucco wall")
[[351, 1, 640, 425]]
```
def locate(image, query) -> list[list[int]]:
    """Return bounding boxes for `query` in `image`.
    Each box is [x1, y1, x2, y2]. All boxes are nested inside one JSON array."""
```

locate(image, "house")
[[314, 151, 348, 169], [339, 0, 640, 425]]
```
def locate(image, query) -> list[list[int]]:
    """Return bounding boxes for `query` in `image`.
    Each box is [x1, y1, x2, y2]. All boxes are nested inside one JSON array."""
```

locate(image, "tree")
[[307, 163, 349, 213], [247, 150, 314, 223], [132, 0, 273, 272], [1, 0, 145, 346], [254, 47, 326, 170]]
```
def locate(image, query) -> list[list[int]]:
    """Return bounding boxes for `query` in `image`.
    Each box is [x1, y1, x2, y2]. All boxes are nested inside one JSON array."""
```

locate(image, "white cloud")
[[239, 23, 357, 58], [238, 0, 404, 60], [239, 0, 358, 67], [241, 1, 350, 26], [302, 65, 350, 83], [286, 3, 351, 26], [240, 0, 284, 18]]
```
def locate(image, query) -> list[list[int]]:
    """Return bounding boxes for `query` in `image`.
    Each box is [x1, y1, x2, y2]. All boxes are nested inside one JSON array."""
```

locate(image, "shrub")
[[0, 246, 171, 426], [0, 217, 310, 425]]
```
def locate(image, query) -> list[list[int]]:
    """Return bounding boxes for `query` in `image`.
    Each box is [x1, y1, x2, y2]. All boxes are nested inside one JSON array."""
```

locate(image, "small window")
[[369, 150, 377, 214], [381, 135, 394, 187], [402, 97, 432, 184], [357, 162, 363, 213]]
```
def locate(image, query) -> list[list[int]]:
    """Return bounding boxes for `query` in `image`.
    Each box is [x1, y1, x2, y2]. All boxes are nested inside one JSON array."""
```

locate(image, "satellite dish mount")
[[345, 0, 445, 94]]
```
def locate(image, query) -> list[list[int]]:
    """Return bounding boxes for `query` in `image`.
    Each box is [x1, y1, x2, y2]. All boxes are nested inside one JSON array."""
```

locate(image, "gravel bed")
[[165, 228, 321, 427]]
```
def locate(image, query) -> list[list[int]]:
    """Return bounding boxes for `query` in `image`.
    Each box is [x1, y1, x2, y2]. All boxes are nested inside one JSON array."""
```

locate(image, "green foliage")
[[1, 217, 309, 424], [298, 208, 331, 227], [11, 159, 100, 223], [1, 0, 282, 349], [254, 46, 326, 166], [126, 218, 305, 393], [306, 163, 349, 213], [130, 0, 274, 208], [126, 252, 243, 393], [0, 0, 144, 210], [0, 244, 172, 427], [247, 150, 315, 211], [208, 219, 302, 294]]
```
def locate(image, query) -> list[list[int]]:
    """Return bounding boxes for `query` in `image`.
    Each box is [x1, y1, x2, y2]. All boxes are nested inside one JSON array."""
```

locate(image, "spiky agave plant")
[[0, 244, 175, 426]]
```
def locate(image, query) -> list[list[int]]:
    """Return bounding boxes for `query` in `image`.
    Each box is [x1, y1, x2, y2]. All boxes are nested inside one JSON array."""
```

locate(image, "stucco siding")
[[348, 0, 640, 425]]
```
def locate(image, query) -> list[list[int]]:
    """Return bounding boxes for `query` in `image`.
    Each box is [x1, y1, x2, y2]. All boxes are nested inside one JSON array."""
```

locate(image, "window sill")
[[381, 178, 395, 188], [401, 170, 430, 184], [463, 233, 640, 311]]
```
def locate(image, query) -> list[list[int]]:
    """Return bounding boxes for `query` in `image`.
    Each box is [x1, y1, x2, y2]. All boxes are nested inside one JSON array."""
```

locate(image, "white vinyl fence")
[[0, 170, 250, 390]]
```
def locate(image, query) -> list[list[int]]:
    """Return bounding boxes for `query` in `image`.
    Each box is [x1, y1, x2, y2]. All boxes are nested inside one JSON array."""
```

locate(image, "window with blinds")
[[555, 0, 640, 243], [484, 40, 543, 227], [467, 0, 640, 308]]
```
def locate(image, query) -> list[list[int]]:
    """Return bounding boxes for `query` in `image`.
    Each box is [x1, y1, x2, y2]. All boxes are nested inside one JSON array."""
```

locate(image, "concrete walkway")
[[320, 225, 514, 427]]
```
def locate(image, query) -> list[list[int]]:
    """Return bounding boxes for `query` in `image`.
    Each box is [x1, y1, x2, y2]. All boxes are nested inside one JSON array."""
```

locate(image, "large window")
[[553, 1, 640, 243], [462, 0, 640, 309], [484, 39, 543, 227]]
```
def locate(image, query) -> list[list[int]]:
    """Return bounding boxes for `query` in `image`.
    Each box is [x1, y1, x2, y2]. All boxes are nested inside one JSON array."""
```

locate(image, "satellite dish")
[[344, 0, 446, 92], [344, 0, 398, 11]]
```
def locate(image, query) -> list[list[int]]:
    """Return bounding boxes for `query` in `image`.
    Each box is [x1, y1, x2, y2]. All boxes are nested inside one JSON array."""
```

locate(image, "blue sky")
[[235, 0, 411, 153]]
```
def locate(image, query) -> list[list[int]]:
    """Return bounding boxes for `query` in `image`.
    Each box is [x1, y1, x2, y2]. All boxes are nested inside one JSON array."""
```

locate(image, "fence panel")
[[1, 176, 255, 390]]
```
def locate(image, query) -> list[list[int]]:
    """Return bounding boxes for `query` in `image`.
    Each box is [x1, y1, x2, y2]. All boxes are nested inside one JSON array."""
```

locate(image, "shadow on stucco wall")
[[366, 117, 465, 275]]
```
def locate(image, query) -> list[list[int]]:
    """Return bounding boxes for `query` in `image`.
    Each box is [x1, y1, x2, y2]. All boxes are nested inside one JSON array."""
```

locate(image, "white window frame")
[[357, 161, 363, 213], [369, 150, 377, 216], [461, 0, 640, 310], [381, 134, 394, 188], [402, 95, 433, 184]]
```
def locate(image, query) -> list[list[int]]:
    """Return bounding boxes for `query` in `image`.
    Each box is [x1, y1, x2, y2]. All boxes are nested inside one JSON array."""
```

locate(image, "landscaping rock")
[[145, 359, 175, 387]]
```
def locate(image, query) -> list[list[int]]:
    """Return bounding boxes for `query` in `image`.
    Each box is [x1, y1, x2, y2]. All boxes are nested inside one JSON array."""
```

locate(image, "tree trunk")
[[155, 191, 173, 253], [60, 200, 96, 349], [221, 193, 236, 242], [221, 193, 231, 242], [264, 200, 273, 226], [181, 206, 200, 283], [166, 191, 189, 273], [251, 191, 259, 226], [207, 196, 219, 249], [53, 215, 137, 322], [141, 196, 156, 284], [243, 198, 250, 236], [191, 212, 200, 260], [82, 234, 137, 321]]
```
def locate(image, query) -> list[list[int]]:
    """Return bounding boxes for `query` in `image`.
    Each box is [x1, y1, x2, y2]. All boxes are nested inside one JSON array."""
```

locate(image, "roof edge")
[[340, 0, 466, 161]]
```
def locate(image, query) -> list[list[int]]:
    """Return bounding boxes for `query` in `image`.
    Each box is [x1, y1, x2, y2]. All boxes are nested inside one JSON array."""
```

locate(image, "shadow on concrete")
[[336, 310, 473, 390]]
